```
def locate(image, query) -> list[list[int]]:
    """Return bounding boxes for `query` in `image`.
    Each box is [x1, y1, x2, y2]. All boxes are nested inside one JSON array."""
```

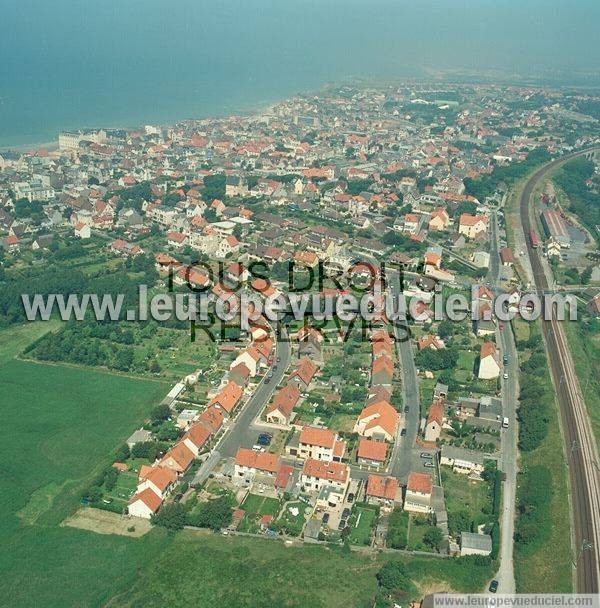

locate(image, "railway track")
[[519, 150, 600, 592]]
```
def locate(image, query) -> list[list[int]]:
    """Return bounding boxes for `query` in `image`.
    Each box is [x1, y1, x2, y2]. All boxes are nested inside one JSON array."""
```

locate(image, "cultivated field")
[[0, 323, 170, 608]]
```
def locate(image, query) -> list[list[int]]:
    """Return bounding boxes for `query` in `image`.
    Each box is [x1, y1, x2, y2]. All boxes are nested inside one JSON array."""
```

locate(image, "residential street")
[[387, 271, 421, 483], [192, 324, 292, 485]]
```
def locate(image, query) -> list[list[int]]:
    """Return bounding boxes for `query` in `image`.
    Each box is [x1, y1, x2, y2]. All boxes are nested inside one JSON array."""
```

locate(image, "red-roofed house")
[[478, 341, 500, 379], [458, 214, 487, 239], [234, 448, 281, 484], [207, 381, 243, 415], [295, 426, 346, 463], [265, 383, 301, 425], [301, 459, 350, 496], [424, 399, 444, 442], [366, 475, 400, 506], [404, 472, 434, 514], [353, 401, 399, 442], [128, 487, 163, 519], [357, 438, 388, 468], [137, 466, 177, 499], [160, 441, 195, 473]]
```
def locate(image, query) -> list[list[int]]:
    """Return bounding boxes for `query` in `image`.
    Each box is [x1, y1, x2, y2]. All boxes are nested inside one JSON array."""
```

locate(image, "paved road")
[[490, 209, 519, 593], [519, 149, 600, 593], [192, 324, 292, 485], [387, 272, 421, 483]]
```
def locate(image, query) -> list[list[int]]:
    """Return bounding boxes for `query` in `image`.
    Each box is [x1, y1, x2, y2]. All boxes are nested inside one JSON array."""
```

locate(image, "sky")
[[1, 0, 599, 146]]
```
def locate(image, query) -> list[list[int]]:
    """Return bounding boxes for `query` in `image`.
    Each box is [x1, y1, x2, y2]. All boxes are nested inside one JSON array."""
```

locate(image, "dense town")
[[1, 83, 599, 594]]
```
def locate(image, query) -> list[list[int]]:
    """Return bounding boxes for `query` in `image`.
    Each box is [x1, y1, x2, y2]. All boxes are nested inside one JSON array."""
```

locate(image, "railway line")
[[519, 149, 600, 592]]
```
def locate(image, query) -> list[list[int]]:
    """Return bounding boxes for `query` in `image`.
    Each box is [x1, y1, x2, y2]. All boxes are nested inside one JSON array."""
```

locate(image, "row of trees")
[[553, 158, 600, 245], [464, 148, 552, 202]]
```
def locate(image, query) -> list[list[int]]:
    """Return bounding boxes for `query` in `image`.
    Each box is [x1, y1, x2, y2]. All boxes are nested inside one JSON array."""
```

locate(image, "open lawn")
[[0, 323, 170, 608], [347, 505, 377, 546], [241, 493, 281, 517], [108, 531, 496, 607]]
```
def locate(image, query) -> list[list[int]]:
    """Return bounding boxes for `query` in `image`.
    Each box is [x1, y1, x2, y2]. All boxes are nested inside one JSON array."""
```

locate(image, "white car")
[[503, 372, 509, 379]]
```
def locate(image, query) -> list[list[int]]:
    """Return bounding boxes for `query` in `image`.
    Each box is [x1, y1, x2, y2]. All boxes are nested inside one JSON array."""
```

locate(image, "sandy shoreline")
[[0, 140, 59, 153]]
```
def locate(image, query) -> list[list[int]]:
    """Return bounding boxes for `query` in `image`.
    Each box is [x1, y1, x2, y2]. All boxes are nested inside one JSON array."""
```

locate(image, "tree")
[[104, 467, 118, 491], [151, 502, 187, 531], [187, 496, 233, 531], [376, 561, 411, 592], [423, 526, 444, 550], [151, 404, 171, 425]]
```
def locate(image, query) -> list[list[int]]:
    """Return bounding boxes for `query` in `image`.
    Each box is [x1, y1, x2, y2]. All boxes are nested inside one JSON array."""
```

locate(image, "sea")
[[1, 0, 597, 150]]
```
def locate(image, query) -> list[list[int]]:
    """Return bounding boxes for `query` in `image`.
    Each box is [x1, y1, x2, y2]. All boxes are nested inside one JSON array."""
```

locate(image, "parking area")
[[410, 448, 439, 482]]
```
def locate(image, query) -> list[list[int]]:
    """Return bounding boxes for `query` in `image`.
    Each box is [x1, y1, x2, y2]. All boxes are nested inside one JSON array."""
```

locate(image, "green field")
[[0, 323, 170, 608], [108, 531, 495, 607], [347, 505, 377, 546]]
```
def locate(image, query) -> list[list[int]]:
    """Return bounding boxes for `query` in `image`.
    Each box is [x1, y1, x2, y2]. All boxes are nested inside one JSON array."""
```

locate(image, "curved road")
[[519, 149, 600, 593]]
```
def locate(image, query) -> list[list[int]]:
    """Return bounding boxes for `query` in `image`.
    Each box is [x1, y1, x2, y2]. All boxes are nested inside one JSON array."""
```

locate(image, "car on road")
[[400, 428, 407, 436], [276, 357, 281, 363], [420, 452, 432, 459], [489, 580, 498, 593], [503, 372, 509, 379], [503, 354, 508, 365], [424, 461, 435, 468]]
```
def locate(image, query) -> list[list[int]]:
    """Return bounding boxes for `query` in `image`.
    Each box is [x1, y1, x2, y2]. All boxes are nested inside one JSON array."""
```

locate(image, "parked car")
[[489, 580, 499, 593], [503, 354, 508, 365], [257, 433, 272, 446], [420, 452, 432, 459], [322, 513, 330, 524], [424, 461, 435, 468], [342, 508, 350, 519], [347, 493, 355, 503], [338, 519, 347, 530], [400, 428, 407, 436], [404, 405, 410, 413], [503, 372, 509, 379]]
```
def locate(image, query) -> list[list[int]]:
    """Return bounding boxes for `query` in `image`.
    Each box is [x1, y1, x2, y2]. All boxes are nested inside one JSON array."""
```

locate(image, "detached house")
[[288, 357, 318, 389], [424, 399, 444, 442], [354, 401, 399, 442], [458, 213, 488, 239], [478, 341, 500, 379], [404, 472, 433, 514], [265, 383, 301, 425], [429, 207, 450, 231]]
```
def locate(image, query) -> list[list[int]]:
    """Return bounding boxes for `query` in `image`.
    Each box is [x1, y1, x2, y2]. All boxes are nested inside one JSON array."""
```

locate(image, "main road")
[[518, 149, 600, 593], [489, 209, 518, 593]]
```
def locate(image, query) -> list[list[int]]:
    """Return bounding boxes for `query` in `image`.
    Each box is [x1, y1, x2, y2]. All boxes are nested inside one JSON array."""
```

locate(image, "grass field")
[[108, 531, 496, 607], [0, 323, 171, 608], [241, 494, 281, 517], [564, 319, 600, 447], [442, 469, 492, 529], [347, 505, 377, 546]]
